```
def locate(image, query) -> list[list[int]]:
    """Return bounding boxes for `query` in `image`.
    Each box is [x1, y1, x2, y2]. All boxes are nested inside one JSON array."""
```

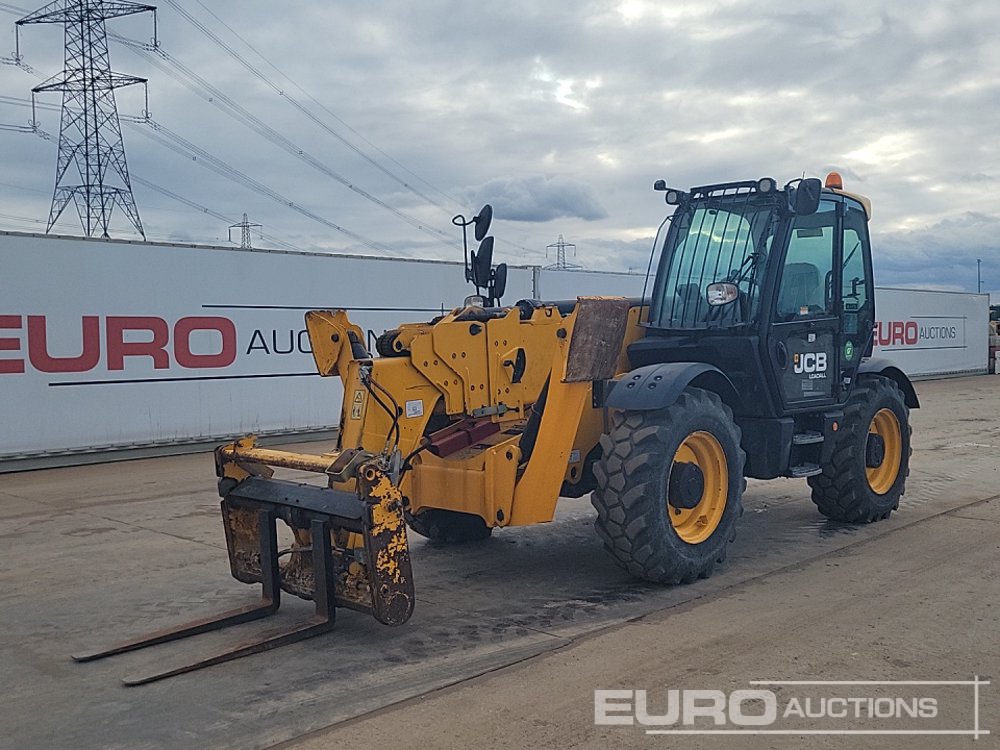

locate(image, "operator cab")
[[632, 173, 876, 418]]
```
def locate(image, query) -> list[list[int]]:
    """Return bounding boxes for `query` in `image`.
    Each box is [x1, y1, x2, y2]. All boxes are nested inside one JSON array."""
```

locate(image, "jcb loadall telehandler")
[[77, 172, 917, 684]]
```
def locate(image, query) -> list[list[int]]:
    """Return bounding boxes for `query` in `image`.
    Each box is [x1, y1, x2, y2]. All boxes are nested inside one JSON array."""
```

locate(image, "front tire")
[[808, 375, 911, 522], [591, 388, 745, 584]]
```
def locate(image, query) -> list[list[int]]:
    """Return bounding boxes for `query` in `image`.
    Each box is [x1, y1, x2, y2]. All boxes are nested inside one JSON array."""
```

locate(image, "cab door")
[[837, 200, 875, 390], [766, 199, 840, 410]]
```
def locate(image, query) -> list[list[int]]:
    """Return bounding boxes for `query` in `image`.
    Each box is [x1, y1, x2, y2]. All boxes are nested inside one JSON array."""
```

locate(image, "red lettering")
[[891, 321, 905, 345], [106, 316, 169, 371], [0, 315, 24, 374], [27, 315, 101, 373], [875, 321, 888, 346], [174, 316, 237, 369], [876, 321, 921, 348]]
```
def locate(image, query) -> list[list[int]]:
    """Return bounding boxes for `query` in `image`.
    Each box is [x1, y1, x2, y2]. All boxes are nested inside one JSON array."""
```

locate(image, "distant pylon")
[[544, 234, 583, 270], [17, 1, 156, 239], [229, 213, 262, 249]]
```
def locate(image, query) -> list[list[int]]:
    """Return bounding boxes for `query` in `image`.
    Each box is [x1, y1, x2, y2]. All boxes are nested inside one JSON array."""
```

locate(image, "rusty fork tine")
[[121, 616, 334, 686], [72, 509, 281, 663], [121, 519, 336, 687], [72, 601, 278, 662]]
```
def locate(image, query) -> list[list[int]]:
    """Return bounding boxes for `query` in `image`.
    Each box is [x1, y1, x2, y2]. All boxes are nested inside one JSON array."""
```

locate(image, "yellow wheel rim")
[[866, 408, 902, 495], [668, 431, 728, 544]]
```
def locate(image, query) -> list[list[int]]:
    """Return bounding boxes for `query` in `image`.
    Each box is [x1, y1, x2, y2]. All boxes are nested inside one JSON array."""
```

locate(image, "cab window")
[[776, 200, 836, 320], [842, 205, 871, 313]]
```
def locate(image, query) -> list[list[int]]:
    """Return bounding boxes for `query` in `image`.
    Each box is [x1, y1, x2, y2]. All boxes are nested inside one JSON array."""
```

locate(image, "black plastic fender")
[[857, 358, 920, 408], [605, 362, 741, 412]]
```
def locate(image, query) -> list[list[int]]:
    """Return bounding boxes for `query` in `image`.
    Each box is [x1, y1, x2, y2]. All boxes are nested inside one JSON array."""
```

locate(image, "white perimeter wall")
[[0, 233, 988, 460], [0, 233, 533, 459], [872, 288, 989, 378]]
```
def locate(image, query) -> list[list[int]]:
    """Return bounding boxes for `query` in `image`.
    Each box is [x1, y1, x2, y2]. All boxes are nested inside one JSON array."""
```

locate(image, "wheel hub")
[[866, 433, 886, 469], [669, 461, 705, 510], [667, 430, 729, 545], [866, 407, 903, 495]]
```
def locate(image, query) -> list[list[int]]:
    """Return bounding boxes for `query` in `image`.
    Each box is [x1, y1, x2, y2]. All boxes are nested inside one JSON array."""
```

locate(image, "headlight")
[[706, 282, 739, 306], [756, 177, 777, 194]]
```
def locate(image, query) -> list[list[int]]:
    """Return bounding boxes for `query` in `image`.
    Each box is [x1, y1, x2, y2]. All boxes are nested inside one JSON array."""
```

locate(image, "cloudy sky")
[[1, 1, 997, 297]]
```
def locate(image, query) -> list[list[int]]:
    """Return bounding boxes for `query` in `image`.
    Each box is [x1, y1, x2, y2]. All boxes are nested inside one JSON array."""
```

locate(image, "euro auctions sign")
[[0, 315, 241, 374], [595, 678, 991, 739], [872, 287, 988, 378], [874, 319, 959, 349], [0, 232, 534, 460]]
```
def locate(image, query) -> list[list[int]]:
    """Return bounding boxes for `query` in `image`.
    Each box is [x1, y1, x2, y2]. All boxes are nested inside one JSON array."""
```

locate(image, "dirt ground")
[[1, 376, 997, 749], [287, 495, 998, 750]]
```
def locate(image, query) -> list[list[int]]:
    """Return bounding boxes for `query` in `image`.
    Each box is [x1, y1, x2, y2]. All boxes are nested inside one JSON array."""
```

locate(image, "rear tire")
[[404, 508, 493, 544], [808, 375, 911, 522], [591, 387, 745, 584]]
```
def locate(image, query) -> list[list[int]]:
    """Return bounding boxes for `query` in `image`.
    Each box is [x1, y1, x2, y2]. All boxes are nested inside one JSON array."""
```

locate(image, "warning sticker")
[[351, 389, 365, 420], [405, 400, 424, 419]]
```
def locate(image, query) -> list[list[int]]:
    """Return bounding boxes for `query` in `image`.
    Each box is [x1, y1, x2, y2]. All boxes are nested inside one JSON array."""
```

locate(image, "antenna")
[[17, 1, 156, 239]]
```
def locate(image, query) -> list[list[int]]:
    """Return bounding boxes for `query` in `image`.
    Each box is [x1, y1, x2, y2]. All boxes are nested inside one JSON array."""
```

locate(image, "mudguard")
[[857, 358, 920, 408], [605, 362, 740, 412]]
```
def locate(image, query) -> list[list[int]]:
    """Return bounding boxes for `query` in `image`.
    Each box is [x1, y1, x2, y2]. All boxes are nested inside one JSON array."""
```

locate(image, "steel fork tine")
[[121, 519, 336, 686], [72, 509, 280, 663]]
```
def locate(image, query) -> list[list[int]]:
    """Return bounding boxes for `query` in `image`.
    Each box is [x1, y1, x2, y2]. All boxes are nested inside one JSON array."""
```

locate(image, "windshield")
[[650, 193, 782, 329]]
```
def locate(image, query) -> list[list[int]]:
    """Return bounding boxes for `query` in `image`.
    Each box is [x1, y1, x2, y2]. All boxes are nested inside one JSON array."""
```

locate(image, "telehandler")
[[77, 172, 916, 684]]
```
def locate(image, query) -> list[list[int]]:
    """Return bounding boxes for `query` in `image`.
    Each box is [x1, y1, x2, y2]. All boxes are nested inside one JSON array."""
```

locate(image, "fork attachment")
[[73, 445, 414, 686]]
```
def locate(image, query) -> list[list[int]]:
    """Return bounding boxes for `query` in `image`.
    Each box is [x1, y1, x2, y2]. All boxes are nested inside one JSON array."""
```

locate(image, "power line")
[[0, 128, 102, 235], [110, 32, 461, 251], [0, 209, 81, 231], [131, 174, 311, 253], [4, 6, 544, 260], [169, 1, 542, 261], [175, 0, 460, 213], [1, 91, 391, 254], [0, 108, 352, 252], [0, 3, 31, 16], [0, 178, 49, 194], [126, 117, 394, 254]]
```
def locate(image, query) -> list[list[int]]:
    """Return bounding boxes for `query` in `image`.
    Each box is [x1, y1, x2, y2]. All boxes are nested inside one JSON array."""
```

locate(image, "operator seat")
[[777, 262, 821, 317]]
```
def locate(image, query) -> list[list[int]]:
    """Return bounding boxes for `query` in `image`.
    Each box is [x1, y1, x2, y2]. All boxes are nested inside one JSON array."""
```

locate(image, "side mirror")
[[472, 237, 494, 288], [791, 178, 822, 215], [492, 263, 508, 302], [474, 204, 493, 242]]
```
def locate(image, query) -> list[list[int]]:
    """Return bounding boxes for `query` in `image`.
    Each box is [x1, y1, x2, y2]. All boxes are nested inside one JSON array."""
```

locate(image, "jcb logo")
[[793, 352, 827, 374]]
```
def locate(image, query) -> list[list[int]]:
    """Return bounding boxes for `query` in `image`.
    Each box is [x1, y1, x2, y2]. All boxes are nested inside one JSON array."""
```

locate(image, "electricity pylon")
[[18, 1, 156, 239]]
